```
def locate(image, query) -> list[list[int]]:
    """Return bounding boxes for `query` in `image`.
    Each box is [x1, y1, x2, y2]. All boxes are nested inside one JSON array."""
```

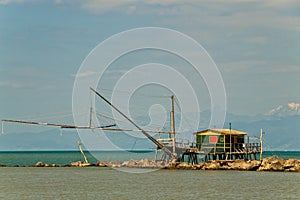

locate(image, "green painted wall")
[[196, 134, 224, 153], [196, 134, 245, 153]]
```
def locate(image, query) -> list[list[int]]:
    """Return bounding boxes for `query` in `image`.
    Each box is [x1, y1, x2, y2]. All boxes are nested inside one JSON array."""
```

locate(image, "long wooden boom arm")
[[90, 87, 173, 158]]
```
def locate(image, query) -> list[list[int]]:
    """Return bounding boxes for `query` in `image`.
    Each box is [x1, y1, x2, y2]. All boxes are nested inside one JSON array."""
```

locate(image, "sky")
[[1, 0, 300, 133]]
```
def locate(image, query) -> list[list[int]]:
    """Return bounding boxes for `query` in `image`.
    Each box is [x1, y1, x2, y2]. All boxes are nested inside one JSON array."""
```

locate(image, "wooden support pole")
[[259, 128, 263, 161], [1, 121, 3, 134], [89, 89, 93, 128], [223, 135, 226, 153], [170, 95, 176, 157], [78, 140, 89, 163], [229, 122, 232, 160], [90, 87, 174, 160]]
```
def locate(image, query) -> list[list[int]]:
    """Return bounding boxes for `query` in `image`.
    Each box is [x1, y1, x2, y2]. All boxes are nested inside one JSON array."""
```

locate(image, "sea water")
[[0, 151, 156, 166], [0, 150, 299, 166], [0, 168, 299, 199], [0, 151, 299, 199]]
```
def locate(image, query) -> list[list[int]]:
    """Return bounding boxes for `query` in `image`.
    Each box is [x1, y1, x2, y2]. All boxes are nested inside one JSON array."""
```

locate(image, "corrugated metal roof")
[[193, 129, 247, 135]]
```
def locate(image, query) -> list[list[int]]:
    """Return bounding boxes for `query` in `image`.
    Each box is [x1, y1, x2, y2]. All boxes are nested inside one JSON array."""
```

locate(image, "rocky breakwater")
[[107, 159, 163, 168], [164, 157, 300, 172], [257, 157, 300, 172], [164, 159, 261, 171], [0, 156, 299, 171], [35, 162, 57, 167], [70, 161, 93, 167]]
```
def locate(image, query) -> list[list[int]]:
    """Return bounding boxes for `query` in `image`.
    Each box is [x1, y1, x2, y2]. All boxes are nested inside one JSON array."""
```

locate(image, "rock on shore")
[[227, 159, 261, 171], [1, 156, 299, 172], [70, 161, 93, 167], [163, 156, 299, 172], [35, 162, 57, 167], [258, 157, 300, 172], [96, 161, 107, 167]]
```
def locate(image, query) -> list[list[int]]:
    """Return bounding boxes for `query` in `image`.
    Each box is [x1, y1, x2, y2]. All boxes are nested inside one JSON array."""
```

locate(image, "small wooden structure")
[[190, 128, 261, 161]]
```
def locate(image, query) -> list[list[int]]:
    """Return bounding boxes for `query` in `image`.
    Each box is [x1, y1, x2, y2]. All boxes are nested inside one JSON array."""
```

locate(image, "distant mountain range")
[[266, 102, 300, 117], [0, 102, 299, 151], [225, 102, 300, 151], [0, 130, 80, 150]]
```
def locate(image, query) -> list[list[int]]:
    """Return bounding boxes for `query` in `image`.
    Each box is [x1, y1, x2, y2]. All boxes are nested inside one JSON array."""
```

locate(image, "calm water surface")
[[0, 151, 299, 199], [0, 151, 299, 166], [0, 168, 299, 200]]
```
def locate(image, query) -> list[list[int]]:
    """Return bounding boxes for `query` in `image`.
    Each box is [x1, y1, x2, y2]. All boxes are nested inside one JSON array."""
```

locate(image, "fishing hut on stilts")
[[191, 124, 264, 162], [1, 87, 264, 165]]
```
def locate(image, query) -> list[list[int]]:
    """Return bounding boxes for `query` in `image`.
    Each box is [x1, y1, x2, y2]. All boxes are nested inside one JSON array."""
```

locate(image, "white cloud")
[[75, 0, 300, 18], [71, 70, 98, 78], [245, 36, 268, 45], [0, 81, 32, 88], [243, 51, 258, 57], [80, 0, 137, 13], [221, 60, 266, 73], [53, 0, 62, 4], [2, 0, 299, 11], [2, 0, 299, 33], [78, 0, 300, 12], [160, 7, 300, 32], [271, 65, 300, 73], [105, 69, 128, 74], [261, 0, 300, 7], [0, 0, 23, 4], [0, 0, 37, 4], [221, 61, 300, 75]]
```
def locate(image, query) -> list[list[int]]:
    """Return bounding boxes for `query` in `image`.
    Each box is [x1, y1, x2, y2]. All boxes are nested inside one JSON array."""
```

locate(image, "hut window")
[[209, 136, 218, 143]]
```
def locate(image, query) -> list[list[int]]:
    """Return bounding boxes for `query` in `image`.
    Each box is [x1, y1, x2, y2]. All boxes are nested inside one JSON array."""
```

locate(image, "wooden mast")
[[1, 118, 174, 134], [1, 119, 89, 129], [260, 128, 264, 161], [1, 88, 178, 161], [170, 95, 175, 137], [170, 95, 176, 157], [229, 122, 232, 160], [78, 140, 89, 163], [90, 87, 174, 160], [1, 121, 3, 134], [89, 89, 93, 128]]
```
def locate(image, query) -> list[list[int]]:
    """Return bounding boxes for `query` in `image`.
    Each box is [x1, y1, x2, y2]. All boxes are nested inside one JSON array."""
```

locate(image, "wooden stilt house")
[[193, 129, 260, 161]]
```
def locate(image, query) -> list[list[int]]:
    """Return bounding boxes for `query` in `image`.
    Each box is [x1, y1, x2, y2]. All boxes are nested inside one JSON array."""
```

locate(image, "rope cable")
[[98, 87, 172, 98]]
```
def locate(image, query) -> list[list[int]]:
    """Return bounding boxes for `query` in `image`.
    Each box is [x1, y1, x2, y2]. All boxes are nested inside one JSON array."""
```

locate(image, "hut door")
[[233, 136, 237, 143]]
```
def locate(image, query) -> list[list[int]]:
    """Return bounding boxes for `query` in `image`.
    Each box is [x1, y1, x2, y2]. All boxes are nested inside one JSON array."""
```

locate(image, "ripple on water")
[[0, 168, 299, 199]]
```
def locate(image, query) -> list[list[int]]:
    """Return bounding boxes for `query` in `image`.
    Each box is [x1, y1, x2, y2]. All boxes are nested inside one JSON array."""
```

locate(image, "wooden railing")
[[194, 142, 260, 154]]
